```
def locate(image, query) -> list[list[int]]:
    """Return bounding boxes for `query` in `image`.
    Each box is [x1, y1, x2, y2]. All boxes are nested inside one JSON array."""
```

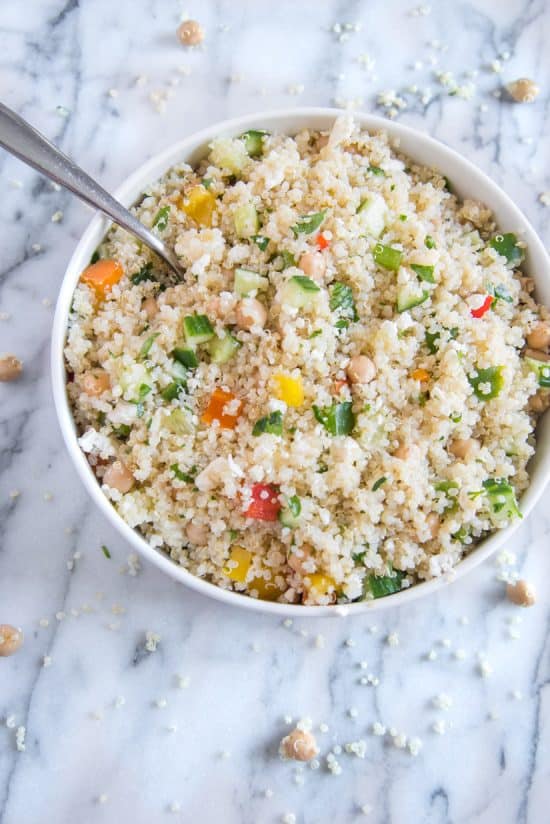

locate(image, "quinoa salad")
[[65, 116, 550, 606]]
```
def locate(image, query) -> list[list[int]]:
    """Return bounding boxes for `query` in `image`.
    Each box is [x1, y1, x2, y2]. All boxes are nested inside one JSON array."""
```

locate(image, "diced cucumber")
[[357, 192, 387, 237], [164, 407, 194, 435], [280, 275, 321, 309], [240, 129, 267, 158], [209, 137, 249, 175], [234, 268, 269, 296], [170, 359, 188, 383], [208, 331, 242, 364], [119, 363, 151, 399], [482, 478, 522, 523], [396, 284, 430, 313], [278, 495, 301, 528], [525, 356, 550, 389], [183, 314, 214, 347], [173, 347, 198, 369], [234, 202, 259, 238], [374, 243, 403, 271]]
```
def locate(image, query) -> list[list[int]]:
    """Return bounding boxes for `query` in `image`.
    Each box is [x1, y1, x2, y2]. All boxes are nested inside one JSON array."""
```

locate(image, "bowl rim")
[[51, 106, 550, 617]]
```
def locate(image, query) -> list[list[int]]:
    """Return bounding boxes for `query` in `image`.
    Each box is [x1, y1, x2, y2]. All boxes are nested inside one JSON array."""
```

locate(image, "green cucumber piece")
[[397, 284, 429, 313], [234, 268, 269, 296], [240, 129, 268, 158], [183, 314, 214, 347], [357, 193, 387, 237], [281, 275, 321, 309], [173, 347, 199, 369], [278, 495, 301, 528], [208, 331, 242, 364], [525, 356, 550, 389], [373, 243, 403, 271], [234, 202, 259, 238]]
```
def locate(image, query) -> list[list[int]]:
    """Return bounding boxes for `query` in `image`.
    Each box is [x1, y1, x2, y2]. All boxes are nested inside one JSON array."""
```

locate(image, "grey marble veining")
[[1, 1, 549, 822]]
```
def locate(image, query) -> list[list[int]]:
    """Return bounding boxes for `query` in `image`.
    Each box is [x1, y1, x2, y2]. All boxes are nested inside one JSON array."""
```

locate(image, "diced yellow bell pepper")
[[305, 572, 336, 599], [273, 373, 304, 407], [223, 546, 252, 583], [181, 186, 216, 227], [248, 575, 285, 601]]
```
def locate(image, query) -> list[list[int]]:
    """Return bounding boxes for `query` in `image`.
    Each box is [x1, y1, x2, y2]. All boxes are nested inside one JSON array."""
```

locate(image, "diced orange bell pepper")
[[223, 546, 252, 582], [410, 368, 430, 383], [248, 575, 285, 601], [272, 373, 304, 407], [180, 185, 216, 227], [201, 387, 242, 429], [316, 233, 330, 250], [80, 259, 124, 300]]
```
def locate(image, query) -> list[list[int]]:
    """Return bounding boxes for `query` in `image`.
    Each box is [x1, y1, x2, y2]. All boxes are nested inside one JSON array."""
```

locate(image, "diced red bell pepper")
[[470, 295, 493, 318], [245, 483, 281, 521], [316, 233, 330, 250]]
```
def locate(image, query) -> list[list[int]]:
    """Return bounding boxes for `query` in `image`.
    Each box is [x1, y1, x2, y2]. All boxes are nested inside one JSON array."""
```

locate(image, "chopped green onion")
[[313, 401, 355, 436], [131, 262, 156, 285], [152, 205, 170, 231], [372, 476, 387, 491], [373, 243, 402, 271], [112, 423, 131, 440], [411, 263, 435, 283], [424, 235, 436, 249], [139, 332, 160, 360], [368, 165, 386, 176], [399, 214, 408, 222], [335, 319, 349, 330], [291, 210, 326, 237], [443, 176, 453, 192], [352, 551, 367, 564], [251, 234, 269, 251], [309, 329, 322, 339], [101, 545, 111, 559], [280, 250, 296, 269], [482, 478, 522, 521], [434, 480, 460, 513], [171, 463, 197, 483], [291, 275, 320, 291], [202, 177, 213, 189], [451, 525, 469, 544], [425, 326, 458, 353], [90, 249, 100, 264], [366, 569, 405, 598], [489, 283, 513, 304], [97, 411, 106, 426], [489, 233, 524, 266], [450, 412, 462, 423], [278, 494, 301, 528], [161, 382, 184, 401], [329, 282, 359, 322], [468, 366, 504, 400], [138, 383, 151, 399], [525, 355, 550, 389], [252, 411, 283, 437]]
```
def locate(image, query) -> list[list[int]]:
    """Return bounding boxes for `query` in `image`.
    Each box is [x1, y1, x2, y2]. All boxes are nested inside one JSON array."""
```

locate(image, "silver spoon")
[[0, 102, 185, 279]]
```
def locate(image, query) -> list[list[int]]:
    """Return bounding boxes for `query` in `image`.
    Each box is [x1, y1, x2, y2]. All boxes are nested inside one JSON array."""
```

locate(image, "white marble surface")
[[1, 1, 549, 822]]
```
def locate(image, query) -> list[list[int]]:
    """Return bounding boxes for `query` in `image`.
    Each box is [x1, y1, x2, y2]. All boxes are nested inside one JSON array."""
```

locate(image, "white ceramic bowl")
[[51, 108, 550, 616]]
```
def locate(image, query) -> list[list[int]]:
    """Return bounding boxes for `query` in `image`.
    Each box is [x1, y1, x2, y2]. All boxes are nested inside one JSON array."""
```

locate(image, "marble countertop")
[[1, 1, 549, 822]]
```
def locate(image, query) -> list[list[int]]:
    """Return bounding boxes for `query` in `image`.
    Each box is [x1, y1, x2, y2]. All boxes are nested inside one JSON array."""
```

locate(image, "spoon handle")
[[0, 102, 183, 277]]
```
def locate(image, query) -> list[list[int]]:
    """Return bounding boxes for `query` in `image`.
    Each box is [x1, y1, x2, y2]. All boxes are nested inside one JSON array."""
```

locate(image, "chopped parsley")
[[252, 411, 283, 437]]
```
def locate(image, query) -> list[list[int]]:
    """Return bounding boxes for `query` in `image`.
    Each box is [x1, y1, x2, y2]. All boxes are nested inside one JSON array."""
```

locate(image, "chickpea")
[[346, 355, 376, 385], [298, 252, 326, 282], [526, 322, 550, 351], [142, 296, 158, 321], [506, 78, 540, 104], [177, 19, 204, 46], [525, 348, 550, 363], [528, 390, 550, 414], [426, 512, 440, 540], [185, 522, 208, 545], [519, 277, 535, 294], [103, 460, 135, 493], [235, 298, 267, 330], [449, 437, 480, 461], [0, 354, 23, 382], [81, 370, 110, 397], [279, 727, 319, 762], [506, 579, 536, 607], [288, 546, 313, 575], [0, 624, 24, 657]]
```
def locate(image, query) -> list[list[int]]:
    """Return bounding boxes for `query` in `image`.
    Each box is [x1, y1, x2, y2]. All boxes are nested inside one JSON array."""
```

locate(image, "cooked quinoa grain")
[[65, 117, 548, 606]]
